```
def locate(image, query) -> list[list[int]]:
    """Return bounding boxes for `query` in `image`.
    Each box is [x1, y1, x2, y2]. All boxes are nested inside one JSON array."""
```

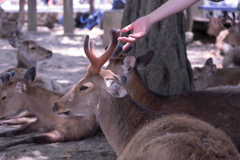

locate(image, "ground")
[[0, 25, 223, 160]]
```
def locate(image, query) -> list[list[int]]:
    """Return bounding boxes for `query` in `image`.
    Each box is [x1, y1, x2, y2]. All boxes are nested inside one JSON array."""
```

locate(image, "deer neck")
[[97, 95, 159, 156], [17, 52, 37, 70], [127, 69, 164, 107], [24, 85, 64, 122]]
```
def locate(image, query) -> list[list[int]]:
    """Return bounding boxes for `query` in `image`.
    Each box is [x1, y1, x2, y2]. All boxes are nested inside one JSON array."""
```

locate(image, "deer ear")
[[136, 50, 154, 70], [16, 82, 27, 94], [7, 33, 21, 48], [105, 79, 128, 98], [206, 64, 217, 76], [122, 56, 136, 72], [24, 67, 36, 82], [205, 58, 213, 66]]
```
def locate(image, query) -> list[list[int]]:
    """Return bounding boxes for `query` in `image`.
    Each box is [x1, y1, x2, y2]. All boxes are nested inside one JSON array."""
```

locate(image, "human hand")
[[118, 16, 153, 50]]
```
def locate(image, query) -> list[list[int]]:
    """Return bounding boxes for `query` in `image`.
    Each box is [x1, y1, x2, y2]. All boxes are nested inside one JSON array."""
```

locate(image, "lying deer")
[[215, 22, 240, 68], [194, 57, 240, 90], [7, 32, 53, 70], [207, 16, 226, 37], [53, 33, 240, 159], [0, 29, 120, 150], [0, 34, 62, 119], [0, 67, 99, 150], [106, 44, 240, 151], [0, 7, 22, 38]]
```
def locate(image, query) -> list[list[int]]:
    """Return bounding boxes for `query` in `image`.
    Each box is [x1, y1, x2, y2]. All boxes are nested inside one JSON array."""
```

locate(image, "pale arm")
[[118, 0, 200, 50]]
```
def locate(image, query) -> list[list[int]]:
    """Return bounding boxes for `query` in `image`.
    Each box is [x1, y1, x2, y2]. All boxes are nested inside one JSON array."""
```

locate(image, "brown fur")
[[0, 7, 21, 38], [53, 35, 240, 159], [0, 69, 99, 150], [193, 58, 240, 90], [107, 50, 240, 151], [54, 69, 240, 160]]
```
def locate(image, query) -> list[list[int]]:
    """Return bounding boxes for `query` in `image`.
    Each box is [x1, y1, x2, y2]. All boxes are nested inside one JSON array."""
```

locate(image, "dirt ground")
[[0, 25, 223, 160]]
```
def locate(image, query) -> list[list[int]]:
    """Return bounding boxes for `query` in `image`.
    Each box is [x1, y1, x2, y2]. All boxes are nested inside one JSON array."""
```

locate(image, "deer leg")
[[0, 120, 41, 137], [6, 110, 35, 119], [0, 117, 37, 125], [0, 131, 64, 151]]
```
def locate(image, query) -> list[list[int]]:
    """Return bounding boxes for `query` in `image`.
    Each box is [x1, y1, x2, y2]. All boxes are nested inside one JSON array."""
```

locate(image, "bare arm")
[[118, 0, 200, 50]]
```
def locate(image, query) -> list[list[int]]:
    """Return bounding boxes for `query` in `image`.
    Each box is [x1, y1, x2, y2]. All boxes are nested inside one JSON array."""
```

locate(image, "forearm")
[[147, 0, 200, 26]]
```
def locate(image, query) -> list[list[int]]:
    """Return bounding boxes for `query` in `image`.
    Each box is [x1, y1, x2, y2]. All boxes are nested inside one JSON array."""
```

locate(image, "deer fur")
[[0, 67, 99, 150], [106, 45, 240, 151], [7, 32, 53, 70], [193, 57, 240, 90], [0, 7, 22, 38], [53, 33, 240, 159]]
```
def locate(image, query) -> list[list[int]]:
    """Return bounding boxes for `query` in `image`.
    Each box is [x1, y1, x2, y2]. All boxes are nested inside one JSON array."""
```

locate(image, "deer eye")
[[80, 86, 88, 91], [1, 96, 6, 102], [30, 47, 36, 50]]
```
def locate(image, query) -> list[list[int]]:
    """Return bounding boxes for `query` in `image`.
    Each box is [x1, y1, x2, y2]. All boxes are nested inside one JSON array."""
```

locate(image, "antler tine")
[[109, 45, 123, 60], [90, 40, 101, 57], [85, 29, 121, 74], [97, 29, 120, 67], [84, 35, 99, 73]]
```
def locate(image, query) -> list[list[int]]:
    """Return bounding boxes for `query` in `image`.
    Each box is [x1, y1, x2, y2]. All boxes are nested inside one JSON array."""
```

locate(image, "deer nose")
[[52, 103, 58, 112], [46, 51, 53, 58]]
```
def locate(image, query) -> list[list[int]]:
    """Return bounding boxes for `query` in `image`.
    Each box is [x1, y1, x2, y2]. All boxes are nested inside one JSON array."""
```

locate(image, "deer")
[[207, 16, 226, 37], [0, 67, 99, 150], [52, 32, 240, 159], [105, 43, 240, 151], [193, 57, 240, 90], [7, 32, 53, 70], [215, 22, 240, 68], [0, 29, 120, 150], [0, 7, 22, 38], [0, 33, 62, 120]]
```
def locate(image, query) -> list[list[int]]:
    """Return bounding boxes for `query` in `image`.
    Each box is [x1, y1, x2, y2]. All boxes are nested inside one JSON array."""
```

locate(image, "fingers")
[[129, 31, 145, 39], [122, 43, 133, 51], [121, 24, 134, 33], [118, 36, 137, 43]]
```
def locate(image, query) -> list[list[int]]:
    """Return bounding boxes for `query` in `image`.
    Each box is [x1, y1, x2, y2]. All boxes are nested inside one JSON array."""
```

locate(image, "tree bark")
[[121, 0, 194, 95]]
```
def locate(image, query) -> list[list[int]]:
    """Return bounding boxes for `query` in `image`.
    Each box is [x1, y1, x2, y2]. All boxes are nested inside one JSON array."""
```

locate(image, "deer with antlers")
[[53, 29, 240, 159], [106, 44, 240, 151], [0, 29, 121, 150]]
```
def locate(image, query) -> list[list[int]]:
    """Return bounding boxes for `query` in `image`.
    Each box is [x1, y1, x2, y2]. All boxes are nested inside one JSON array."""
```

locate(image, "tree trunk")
[[121, 0, 194, 95], [18, 0, 25, 25]]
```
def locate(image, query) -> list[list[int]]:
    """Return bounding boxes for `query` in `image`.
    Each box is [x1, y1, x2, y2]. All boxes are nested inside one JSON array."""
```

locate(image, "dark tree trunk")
[[121, 0, 194, 95]]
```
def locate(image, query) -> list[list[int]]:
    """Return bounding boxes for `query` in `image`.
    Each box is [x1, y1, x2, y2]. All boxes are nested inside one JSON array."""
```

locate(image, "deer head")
[[52, 29, 127, 116], [7, 32, 53, 69], [0, 68, 35, 119]]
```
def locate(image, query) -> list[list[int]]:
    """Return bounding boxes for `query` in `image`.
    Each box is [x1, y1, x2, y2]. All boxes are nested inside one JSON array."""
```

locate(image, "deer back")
[[53, 33, 240, 159]]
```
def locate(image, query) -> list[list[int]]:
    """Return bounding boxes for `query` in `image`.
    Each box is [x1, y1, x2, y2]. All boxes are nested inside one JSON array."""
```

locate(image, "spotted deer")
[[53, 32, 240, 159], [193, 58, 240, 90], [106, 44, 240, 151]]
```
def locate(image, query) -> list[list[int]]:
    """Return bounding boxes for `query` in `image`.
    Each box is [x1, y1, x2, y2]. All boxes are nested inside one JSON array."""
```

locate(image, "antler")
[[107, 44, 133, 60], [84, 29, 120, 74]]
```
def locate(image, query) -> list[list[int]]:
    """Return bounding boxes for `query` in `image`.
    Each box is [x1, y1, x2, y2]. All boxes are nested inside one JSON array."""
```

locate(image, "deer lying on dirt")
[[7, 32, 53, 70], [0, 33, 61, 120], [215, 22, 240, 68], [207, 16, 226, 37], [0, 7, 21, 38], [193, 57, 240, 90], [53, 32, 240, 159], [106, 44, 240, 151], [0, 29, 120, 150], [0, 67, 99, 150], [7, 32, 62, 89]]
